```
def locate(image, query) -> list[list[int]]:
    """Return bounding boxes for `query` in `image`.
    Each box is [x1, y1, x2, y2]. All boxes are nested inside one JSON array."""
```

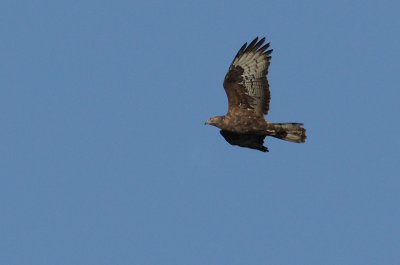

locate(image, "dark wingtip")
[[234, 42, 247, 59], [247, 37, 259, 51], [232, 36, 273, 63], [249, 37, 272, 56], [260, 42, 270, 52], [260, 146, 269, 152], [253, 37, 266, 51]]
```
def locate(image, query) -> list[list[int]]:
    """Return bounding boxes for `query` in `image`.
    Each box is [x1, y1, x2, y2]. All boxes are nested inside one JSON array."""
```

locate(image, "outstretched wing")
[[223, 37, 273, 116]]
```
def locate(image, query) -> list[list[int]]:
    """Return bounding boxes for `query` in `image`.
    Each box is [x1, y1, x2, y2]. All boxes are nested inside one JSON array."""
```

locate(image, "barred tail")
[[270, 123, 306, 143]]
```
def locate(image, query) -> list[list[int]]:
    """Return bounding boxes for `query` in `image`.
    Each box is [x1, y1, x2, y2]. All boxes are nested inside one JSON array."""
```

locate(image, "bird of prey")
[[205, 37, 306, 152]]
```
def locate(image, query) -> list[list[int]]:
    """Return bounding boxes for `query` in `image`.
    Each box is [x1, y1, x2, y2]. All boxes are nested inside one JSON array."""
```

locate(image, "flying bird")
[[205, 37, 306, 152]]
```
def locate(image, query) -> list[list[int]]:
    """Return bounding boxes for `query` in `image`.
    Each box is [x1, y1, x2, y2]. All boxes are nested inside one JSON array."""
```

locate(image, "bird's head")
[[205, 116, 224, 127]]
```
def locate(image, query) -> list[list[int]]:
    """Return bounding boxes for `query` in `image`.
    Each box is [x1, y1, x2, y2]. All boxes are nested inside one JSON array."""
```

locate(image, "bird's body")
[[206, 37, 306, 152], [209, 112, 269, 134]]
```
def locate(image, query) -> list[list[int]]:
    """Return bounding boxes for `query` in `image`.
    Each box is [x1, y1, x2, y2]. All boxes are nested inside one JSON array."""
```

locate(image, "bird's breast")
[[224, 115, 266, 133]]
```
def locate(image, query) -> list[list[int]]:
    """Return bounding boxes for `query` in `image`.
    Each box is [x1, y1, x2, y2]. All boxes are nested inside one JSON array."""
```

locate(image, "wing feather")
[[223, 37, 272, 116]]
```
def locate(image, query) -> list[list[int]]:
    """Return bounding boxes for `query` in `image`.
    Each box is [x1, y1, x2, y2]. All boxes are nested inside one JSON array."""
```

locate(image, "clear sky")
[[1, 0, 400, 264]]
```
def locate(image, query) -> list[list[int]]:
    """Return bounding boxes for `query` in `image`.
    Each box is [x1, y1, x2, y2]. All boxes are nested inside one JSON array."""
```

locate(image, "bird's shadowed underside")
[[220, 122, 306, 152], [220, 130, 269, 152]]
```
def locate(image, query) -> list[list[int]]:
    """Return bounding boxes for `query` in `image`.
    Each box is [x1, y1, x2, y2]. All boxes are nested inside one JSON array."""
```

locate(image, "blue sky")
[[1, 0, 400, 264]]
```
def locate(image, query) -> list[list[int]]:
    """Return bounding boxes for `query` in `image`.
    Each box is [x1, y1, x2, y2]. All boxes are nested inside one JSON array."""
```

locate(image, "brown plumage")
[[206, 37, 306, 152]]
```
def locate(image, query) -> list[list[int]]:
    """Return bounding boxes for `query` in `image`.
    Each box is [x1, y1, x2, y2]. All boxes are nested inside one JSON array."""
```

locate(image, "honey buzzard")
[[205, 37, 306, 152]]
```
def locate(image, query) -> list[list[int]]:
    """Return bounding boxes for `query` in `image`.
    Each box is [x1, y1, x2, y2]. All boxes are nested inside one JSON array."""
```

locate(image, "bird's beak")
[[204, 120, 209, 125]]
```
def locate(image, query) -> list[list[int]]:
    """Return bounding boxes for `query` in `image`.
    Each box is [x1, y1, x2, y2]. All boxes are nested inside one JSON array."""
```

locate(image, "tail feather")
[[270, 123, 306, 143]]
